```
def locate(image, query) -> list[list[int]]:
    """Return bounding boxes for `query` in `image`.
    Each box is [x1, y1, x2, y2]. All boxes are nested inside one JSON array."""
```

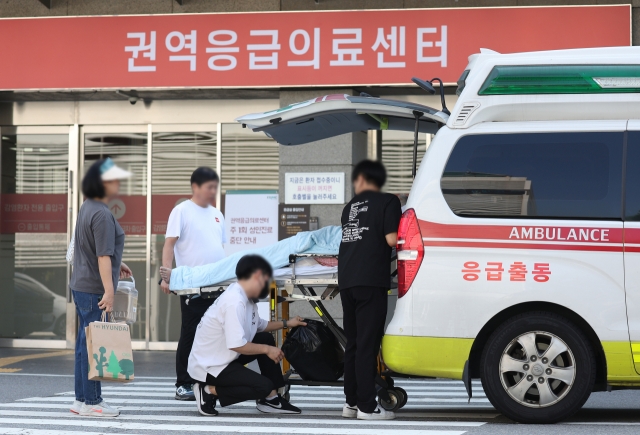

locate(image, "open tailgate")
[[236, 94, 448, 145]]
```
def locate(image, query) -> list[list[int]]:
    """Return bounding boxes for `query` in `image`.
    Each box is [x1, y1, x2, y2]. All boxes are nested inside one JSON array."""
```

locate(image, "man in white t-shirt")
[[160, 167, 226, 401], [188, 254, 306, 416]]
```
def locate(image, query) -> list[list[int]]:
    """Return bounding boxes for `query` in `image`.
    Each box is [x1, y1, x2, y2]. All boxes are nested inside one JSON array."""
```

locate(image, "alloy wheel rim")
[[499, 331, 576, 408]]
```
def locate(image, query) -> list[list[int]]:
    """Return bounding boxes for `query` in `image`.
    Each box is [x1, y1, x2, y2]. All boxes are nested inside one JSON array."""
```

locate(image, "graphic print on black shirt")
[[342, 201, 369, 243], [338, 190, 402, 290]]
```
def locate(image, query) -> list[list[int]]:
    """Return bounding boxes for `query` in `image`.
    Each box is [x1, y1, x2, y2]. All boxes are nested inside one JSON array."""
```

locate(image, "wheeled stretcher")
[[172, 253, 409, 411]]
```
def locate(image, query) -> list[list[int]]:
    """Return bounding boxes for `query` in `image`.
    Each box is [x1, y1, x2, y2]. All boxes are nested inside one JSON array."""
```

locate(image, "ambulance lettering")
[[461, 261, 551, 282], [508, 226, 609, 242]]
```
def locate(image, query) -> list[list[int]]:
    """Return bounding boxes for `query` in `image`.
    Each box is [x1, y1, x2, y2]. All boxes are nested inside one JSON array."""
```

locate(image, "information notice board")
[[278, 204, 310, 240]]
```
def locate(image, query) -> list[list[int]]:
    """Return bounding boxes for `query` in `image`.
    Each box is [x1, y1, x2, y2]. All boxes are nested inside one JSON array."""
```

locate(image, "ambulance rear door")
[[235, 94, 447, 145]]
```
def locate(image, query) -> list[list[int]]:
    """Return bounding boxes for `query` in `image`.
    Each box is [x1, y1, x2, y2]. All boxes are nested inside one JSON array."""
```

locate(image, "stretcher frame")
[[279, 253, 408, 411], [171, 252, 409, 411]]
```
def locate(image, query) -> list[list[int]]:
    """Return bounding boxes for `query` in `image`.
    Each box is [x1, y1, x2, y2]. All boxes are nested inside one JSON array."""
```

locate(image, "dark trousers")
[[341, 286, 388, 413], [176, 295, 215, 388], [201, 332, 285, 407]]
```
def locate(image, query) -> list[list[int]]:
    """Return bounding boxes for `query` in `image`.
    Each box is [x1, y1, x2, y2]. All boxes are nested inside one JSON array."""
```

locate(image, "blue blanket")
[[170, 225, 342, 290]]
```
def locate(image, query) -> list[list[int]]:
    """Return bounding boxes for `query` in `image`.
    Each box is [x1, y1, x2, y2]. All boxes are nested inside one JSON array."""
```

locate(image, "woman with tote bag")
[[68, 158, 132, 417]]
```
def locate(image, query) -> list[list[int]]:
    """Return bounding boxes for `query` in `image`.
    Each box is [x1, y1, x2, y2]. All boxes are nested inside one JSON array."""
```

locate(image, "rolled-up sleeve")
[[224, 303, 248, 349], [91, 210, 116, 257]]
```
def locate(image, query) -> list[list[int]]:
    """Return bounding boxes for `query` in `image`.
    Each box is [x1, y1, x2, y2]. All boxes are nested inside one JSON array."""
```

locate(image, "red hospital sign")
[[1, 194, 67, 234], [0, 6, 630, 90]]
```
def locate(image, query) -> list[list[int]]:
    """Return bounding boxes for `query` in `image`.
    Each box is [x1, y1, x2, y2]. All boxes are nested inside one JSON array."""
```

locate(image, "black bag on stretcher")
[[282, 319, 344, 382]]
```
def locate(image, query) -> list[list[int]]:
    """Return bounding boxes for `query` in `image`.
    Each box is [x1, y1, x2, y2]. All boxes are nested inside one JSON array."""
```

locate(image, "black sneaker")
[[256, 395, 301, 414], [175, 384, 196, 401], [193, 382, 218, 416]]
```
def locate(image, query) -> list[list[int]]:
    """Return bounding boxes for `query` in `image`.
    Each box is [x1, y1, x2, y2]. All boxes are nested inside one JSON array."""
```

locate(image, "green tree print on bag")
[[107, 350, 122, 379], [119, 359, 134, 380], [93, 346, 107, 378]]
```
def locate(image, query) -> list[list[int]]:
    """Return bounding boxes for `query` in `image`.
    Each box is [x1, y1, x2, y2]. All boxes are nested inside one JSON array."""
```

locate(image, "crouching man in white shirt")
[[188, 254, 307, 416]]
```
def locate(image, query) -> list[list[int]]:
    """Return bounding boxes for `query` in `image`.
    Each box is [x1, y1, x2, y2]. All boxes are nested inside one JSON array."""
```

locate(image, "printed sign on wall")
[[285, 172, 345, 205], [224, 190, 279, 256], [278, 204, 310, 240]]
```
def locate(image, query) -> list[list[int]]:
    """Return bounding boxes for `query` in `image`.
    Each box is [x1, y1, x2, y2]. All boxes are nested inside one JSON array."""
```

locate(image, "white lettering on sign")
[[166, 30, 197, 71], [125, 31, 157, 72], [330, 28, 364, 66], [508, 227, 610, 242], [122, 25, 450, 75], [371, 26, 406, 68], [247, 30, 280, 70], [417, 25, 447, 67], [288, 28, 320, 69], [207, 30, 239, 71]]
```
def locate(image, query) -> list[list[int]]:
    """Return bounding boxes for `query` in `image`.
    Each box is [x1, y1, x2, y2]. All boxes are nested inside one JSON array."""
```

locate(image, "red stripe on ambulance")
[[418, 220, 627, 252]]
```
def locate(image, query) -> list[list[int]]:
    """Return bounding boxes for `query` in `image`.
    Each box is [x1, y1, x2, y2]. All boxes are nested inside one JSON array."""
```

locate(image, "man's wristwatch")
[[283, 319, 288, 329]]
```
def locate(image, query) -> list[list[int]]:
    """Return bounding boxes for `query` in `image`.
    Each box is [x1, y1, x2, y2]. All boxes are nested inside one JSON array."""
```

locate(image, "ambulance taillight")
[[397, 208, 424, 298]]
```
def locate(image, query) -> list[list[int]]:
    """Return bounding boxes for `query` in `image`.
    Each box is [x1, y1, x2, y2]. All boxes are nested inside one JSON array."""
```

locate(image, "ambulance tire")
[[480, 311, 596, 424]]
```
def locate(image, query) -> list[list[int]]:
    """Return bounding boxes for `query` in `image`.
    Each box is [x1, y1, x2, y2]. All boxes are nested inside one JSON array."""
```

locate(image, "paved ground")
[[0, 348, 640, 434]]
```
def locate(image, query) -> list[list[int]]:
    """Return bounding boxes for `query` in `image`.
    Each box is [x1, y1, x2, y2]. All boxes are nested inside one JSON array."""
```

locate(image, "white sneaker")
[[70, 400, 83, 414], [79, 400, 119, 417], [357, 405, 395, 420], [342, 403, 358, 418]]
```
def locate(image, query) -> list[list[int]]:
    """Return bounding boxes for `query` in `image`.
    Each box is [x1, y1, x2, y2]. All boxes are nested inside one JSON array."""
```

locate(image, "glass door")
[[0, 126, 72, 344], [150, 124, 218, 345], [80, 126, 149, 345]]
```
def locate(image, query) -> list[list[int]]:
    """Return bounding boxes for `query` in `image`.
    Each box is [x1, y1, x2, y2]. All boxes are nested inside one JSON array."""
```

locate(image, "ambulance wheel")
[[378, 388, 406, 411], [480, 312, 596, 424]]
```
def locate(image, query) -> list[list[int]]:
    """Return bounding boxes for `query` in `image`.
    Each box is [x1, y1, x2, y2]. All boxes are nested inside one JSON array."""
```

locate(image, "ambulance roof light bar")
[[478, 65, 640, 95]]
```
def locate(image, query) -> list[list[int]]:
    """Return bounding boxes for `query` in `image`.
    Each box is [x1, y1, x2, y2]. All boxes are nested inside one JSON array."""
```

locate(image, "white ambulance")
[[237, 47, 640, 423]]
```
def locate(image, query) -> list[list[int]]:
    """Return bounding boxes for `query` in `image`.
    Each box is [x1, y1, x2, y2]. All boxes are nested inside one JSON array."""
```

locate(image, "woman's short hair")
[[82, 159, 106, 198]]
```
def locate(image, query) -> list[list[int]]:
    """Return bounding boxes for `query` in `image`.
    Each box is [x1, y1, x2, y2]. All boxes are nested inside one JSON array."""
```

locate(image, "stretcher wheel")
[[395, 387, 408, 408], [378, 388, 406, 412]]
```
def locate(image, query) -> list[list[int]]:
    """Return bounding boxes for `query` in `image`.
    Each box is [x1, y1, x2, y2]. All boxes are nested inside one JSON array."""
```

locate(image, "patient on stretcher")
[[160, 225, 342, 290]]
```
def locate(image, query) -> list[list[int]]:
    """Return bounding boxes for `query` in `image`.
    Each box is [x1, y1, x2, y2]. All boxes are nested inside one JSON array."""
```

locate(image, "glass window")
[[625, 132, 640, 221], [84, 133, 147, 340], [441, 132, 623, 219], [381, 130, 427, 195], [0, 134, 68, 339], [221, 123, 278, 194], [151, 131, 217, 342]]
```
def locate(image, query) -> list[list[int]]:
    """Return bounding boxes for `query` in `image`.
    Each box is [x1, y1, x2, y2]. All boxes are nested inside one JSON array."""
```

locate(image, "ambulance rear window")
[[441, 132, 623, 220]]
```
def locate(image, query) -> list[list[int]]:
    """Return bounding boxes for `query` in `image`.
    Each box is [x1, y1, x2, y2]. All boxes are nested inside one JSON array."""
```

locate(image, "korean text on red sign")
[[0, 6, 630, 89]]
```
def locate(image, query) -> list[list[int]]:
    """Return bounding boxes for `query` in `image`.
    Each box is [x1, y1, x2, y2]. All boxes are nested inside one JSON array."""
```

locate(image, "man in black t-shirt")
[[338, 160, 402, 421]]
